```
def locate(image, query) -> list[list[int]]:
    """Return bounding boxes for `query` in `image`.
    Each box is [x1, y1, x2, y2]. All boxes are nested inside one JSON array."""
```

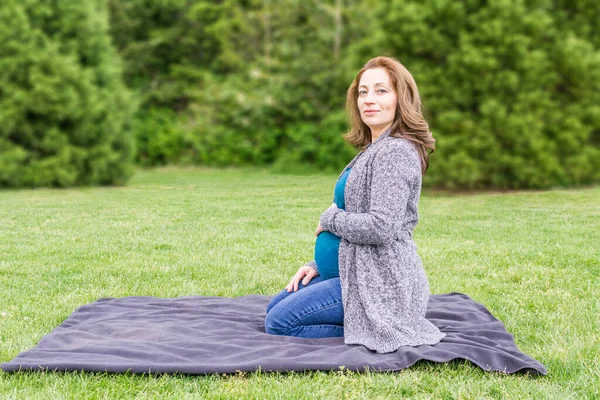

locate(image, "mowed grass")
[[0, 167, 598, 399]]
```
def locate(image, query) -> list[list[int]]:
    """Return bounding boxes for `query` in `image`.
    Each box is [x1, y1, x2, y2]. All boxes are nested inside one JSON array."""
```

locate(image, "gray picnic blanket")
[[1, 292, 546, 375]]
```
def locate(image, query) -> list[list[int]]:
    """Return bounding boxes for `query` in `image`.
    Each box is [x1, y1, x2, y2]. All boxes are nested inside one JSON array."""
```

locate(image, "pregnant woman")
[[264, 56, 445, 353]]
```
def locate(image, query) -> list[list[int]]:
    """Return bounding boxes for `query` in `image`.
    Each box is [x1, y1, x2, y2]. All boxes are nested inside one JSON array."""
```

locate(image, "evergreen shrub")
[[0, 0, 135, 188]]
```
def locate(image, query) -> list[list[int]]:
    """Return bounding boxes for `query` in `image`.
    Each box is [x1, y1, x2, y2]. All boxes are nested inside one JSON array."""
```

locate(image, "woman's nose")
[[364, 91, 377, 103]]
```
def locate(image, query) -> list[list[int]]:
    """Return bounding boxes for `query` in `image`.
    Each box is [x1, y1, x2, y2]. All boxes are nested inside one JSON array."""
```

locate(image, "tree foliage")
[[106, 0, 599, 188], [2, 0, 597, 188], [0, 0, 135, 188]]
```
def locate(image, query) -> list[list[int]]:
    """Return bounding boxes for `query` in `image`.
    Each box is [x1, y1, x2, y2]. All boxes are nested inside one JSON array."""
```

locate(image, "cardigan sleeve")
[[319, 141, 419, 245]]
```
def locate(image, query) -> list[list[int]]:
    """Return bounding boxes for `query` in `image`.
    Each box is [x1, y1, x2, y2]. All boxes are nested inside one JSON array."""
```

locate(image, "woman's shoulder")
[[374, 135, 420, 163], [367, 136, 422, 182]]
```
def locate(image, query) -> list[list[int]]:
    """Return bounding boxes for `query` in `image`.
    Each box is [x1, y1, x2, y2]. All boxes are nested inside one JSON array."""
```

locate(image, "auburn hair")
[[344, 56, 435, 174]]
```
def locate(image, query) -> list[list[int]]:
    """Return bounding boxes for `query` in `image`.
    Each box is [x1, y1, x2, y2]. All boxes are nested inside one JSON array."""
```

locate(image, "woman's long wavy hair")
[[344, 56, 435, 174]]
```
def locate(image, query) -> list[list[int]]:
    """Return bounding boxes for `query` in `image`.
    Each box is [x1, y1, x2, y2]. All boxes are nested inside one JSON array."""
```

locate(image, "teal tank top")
[[314, 167, 351, 280]]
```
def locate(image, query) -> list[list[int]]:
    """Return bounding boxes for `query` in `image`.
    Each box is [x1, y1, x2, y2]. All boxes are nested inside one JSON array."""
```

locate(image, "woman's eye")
[[377, 89, 387, 94], [358, 90, 367, 96]]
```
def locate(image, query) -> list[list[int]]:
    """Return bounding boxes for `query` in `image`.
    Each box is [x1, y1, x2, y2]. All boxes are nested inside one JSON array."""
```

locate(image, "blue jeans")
[[265, 276, 344, 338]]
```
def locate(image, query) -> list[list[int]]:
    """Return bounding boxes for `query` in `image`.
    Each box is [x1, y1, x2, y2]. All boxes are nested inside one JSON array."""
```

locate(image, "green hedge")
[[2, 0, 598, 189], [0, 0, 135, 188], [107, 0, 599, 188]]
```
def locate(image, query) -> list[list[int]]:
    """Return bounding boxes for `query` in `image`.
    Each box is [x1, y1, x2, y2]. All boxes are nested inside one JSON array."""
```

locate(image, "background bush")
[[0, 0, 135, 188], [106, 0, 599, 189], [1, 0, 598, 188]]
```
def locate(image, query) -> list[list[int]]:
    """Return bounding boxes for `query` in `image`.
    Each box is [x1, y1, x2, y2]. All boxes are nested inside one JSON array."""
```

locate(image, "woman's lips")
[[364, 110, 379, 115]]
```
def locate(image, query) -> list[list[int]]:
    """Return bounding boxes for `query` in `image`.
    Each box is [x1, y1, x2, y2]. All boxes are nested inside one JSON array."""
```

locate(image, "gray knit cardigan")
[[306, 129, 445, 353]]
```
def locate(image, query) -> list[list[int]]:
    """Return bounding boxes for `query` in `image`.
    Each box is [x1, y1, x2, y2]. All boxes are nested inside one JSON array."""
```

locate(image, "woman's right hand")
[[285, 266, 318, 292]]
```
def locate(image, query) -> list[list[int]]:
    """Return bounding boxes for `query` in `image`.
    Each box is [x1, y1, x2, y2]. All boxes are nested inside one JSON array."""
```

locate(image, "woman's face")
[[357, 68, 397, 136]]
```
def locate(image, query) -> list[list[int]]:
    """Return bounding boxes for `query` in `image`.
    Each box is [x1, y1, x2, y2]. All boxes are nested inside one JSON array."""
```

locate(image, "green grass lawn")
[[1, 167, 598, 399]]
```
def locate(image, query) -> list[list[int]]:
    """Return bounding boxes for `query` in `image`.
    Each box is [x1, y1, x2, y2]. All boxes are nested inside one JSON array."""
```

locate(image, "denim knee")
[[264, 306, 289, 335], [266, 295, 282, 315]]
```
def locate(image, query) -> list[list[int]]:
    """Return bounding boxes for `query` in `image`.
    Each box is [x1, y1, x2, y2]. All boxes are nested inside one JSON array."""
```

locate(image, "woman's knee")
[[266, 276, 325, 315], [264, 305, 290, 336], [266, 295, 281, 315]]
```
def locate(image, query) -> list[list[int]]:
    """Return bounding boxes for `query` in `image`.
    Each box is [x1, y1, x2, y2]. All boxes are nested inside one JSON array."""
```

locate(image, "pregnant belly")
[[314, 231, 341, 280]]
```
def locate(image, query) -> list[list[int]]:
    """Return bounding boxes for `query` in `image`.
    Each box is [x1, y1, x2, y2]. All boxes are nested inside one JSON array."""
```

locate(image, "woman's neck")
[[370, 124, 392, 143]]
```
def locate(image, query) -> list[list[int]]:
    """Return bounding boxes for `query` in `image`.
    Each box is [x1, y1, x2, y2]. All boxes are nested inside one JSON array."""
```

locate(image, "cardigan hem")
[[344, 330, 446, 354]]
